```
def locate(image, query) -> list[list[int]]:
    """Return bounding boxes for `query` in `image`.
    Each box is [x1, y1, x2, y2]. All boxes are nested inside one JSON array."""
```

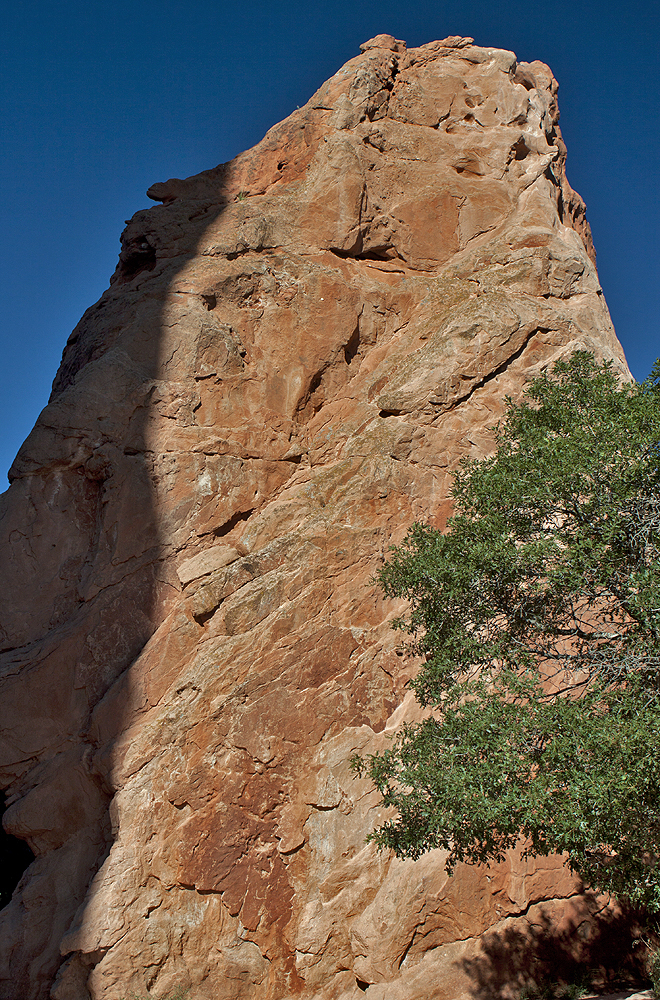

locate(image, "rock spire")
[[0, 34, 626, 1000]]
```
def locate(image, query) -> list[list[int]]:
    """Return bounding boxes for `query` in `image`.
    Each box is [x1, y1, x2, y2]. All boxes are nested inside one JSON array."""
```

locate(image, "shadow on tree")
[[460, 893, 654, 999]]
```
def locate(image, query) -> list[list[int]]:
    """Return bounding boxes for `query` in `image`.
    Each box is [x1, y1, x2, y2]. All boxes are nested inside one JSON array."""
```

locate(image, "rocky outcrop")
[[0, 34, 628, 1000]]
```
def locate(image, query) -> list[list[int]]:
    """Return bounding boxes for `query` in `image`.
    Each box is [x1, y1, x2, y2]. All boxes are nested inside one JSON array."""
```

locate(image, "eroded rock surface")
[[0, 34, 628, 1000]]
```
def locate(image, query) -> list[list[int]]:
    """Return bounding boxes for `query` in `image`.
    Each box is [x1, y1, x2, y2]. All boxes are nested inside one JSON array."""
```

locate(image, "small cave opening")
[[118, 237, 157, 281], [355, 977, 370, 991], [511, 136, 531, 161], [513, 66, 536, 91], [213, 507, 254, 538], [329, 246, 397, 264], [0, 795, 34, 909]]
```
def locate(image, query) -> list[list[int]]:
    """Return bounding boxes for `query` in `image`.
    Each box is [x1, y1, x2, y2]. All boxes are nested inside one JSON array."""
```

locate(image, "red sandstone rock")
[[0, 33, 629, 1000]]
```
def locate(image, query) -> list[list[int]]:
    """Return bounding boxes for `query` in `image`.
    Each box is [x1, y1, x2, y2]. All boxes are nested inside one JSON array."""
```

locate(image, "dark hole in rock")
[[213, 508, 254, 538], [0, 795, 34, 909], [193, 607, 218, 627], [119, 238, 157, 280], [308, 369, 324, 396], [344, 325, 360, 365], [357, 249, 395, 262], [556, 187, 565, 223], [356, 978, 370, 991], [514, 66, 536, 90], [295, 368, 325, 421], [329, 247, 396, 263], [512, 136, 531, 160]]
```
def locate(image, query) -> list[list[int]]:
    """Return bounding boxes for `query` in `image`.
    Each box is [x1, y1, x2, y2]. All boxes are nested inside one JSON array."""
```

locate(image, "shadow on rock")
[[461, 894, 652, 999]]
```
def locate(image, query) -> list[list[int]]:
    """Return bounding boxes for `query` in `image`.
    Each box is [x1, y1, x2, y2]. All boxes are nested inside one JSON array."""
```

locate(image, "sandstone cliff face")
[[0, 34, 627, 1000]]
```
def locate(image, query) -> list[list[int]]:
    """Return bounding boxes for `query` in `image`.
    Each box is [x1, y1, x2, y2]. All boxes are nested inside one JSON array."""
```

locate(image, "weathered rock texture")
[[0, 34, 628, 1000]]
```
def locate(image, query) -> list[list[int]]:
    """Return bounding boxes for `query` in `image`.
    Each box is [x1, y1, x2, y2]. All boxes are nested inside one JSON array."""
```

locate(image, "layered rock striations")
[[0, 34, 627, 1000]]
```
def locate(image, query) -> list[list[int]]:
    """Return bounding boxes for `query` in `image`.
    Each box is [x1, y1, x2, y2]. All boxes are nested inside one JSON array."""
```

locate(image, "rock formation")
[[0, 34, 628, 1000]]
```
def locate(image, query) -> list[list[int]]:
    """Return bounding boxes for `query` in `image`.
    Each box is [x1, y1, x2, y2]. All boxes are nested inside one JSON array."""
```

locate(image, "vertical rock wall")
[[0, 34, 627, 1000]]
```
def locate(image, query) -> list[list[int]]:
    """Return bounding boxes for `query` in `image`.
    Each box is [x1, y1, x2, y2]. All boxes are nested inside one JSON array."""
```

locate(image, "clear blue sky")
[[2, 0, 658, 484]]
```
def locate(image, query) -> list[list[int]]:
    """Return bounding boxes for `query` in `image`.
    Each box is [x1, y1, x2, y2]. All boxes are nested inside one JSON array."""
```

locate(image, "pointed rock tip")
[[359, 34, 406, 53], [438, 35, 475, 46]]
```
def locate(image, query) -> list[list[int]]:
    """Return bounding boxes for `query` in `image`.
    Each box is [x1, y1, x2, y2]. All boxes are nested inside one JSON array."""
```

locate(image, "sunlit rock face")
[[0, 33, 626, 1000]]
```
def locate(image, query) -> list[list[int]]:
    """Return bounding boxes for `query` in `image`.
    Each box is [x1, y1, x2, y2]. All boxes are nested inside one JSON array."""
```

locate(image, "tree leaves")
[[355, 353, 660, 910]]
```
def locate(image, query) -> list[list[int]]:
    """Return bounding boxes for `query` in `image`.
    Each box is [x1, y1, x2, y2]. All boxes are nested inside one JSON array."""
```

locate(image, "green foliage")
[[354, 353, 660, 911], [518, 980, 589, 1000], [648, 947, 660, 996], [558, 979, 590, 1000]]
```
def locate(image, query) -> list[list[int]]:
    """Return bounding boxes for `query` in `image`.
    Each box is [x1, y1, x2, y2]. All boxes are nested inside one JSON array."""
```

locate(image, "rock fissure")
[[434, 324, 549, 417]]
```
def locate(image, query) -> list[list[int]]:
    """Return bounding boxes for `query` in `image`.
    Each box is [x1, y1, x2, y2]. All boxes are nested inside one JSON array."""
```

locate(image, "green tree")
[[354, 352, 660, 910]]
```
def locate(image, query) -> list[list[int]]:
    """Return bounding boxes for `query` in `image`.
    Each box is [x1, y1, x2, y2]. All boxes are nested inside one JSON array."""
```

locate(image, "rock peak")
[[359, 33, 406, 53], [0, 36, 627, 1000]]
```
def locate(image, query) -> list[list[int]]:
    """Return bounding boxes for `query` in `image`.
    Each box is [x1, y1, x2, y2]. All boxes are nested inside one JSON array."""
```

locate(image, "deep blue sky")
[[2, 0, 658, 483]]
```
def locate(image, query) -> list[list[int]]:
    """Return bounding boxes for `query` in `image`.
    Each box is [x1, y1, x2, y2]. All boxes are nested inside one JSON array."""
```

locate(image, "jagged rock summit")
[[0, 35, 627, 1000]]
